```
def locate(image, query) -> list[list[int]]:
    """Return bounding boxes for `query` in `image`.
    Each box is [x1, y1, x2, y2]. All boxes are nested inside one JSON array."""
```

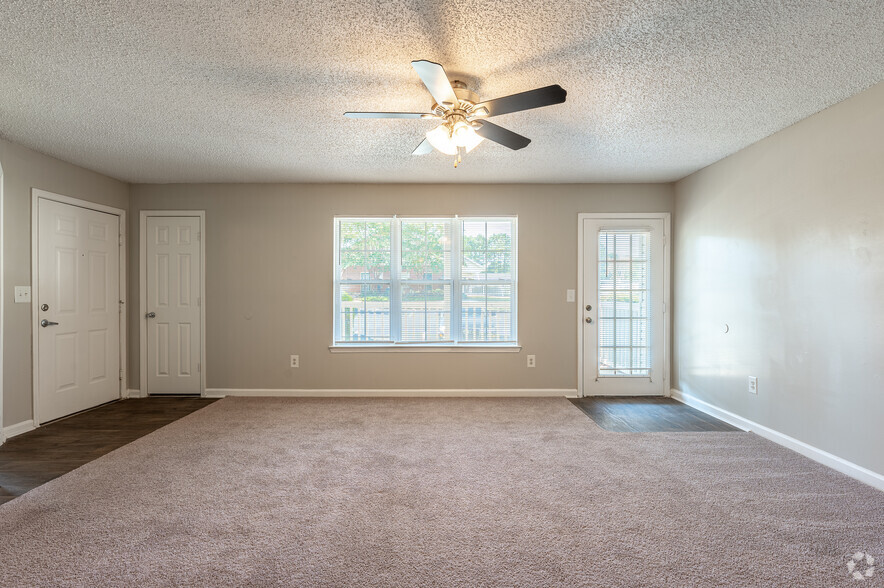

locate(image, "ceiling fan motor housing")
[[432, 80, 480, 116]]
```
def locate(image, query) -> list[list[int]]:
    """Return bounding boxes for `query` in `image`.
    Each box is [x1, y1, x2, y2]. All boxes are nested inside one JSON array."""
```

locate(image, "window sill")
[[329, 344, 522, 353]]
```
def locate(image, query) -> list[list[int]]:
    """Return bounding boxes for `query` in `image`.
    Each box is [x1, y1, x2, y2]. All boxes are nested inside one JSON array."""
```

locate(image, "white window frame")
[[331, 215, 520, 352]]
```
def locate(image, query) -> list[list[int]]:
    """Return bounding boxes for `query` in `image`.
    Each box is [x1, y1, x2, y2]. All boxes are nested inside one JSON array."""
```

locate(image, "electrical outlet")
[[290, 355, 299, 368], [748, 376, 757, 394], [527, 355, 536, 368]]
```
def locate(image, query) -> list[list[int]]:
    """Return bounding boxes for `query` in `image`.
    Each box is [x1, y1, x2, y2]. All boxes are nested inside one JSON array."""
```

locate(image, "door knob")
[[146, 312, 156, 319], [585, 317, 593, 324], [41, 319, 59, 327]]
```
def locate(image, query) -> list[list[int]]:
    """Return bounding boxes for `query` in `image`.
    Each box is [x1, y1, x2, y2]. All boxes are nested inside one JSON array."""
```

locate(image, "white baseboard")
[[126, 389, 143, 398], [670, 388, 884, 492], [206, 388, 575, 399], [3, 419, 36, 439]]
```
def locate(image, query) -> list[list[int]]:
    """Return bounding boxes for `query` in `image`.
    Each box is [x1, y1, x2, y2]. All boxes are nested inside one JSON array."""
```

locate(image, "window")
[[334, 216, 517, 347], [597, 230, 651, 376]]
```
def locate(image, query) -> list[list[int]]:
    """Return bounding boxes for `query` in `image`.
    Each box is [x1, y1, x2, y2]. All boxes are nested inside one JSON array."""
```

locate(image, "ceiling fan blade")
[[411, 60, 458, 107], [474, 121, 531, 150], [474, 85, 567, 118], [412, 138, 434, 155], [344, 112, 430, 119]]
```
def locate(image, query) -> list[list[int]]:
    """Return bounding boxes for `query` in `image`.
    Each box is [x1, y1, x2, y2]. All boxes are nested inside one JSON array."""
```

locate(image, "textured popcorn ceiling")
[[0, 1, 882, 184]]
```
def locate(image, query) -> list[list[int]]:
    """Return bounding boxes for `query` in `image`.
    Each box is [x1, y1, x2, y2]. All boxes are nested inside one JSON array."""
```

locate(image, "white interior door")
[[582, 217, 666, 396], [146, 216, 201, 394], [37, 198, 121, 422]]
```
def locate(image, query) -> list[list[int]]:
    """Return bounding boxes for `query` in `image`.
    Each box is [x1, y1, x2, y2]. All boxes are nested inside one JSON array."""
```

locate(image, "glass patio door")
[[582, 217, 667, 396]]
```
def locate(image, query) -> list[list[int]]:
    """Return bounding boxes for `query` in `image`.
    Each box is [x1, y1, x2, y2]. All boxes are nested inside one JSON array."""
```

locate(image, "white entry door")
[[145, 216, 202, 394], [582, 216, 668, 396], [37, 198, 121, 423]]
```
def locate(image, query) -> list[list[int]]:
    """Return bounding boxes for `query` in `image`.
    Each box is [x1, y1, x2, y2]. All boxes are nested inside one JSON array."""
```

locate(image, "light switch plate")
[[14, 286, 31, 303], [566, 289, 575, 302]]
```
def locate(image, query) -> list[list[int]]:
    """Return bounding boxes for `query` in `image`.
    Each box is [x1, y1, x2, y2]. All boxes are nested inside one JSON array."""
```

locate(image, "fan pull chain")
[[454, 145, 465, 168]]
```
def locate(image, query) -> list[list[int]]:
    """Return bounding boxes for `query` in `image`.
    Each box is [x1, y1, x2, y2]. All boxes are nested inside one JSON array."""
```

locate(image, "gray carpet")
[[0, 397, 881, 587]]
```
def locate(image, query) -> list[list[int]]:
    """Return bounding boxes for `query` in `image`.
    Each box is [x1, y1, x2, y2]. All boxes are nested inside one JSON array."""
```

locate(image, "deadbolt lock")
[[585, 304, 592, 311], [41, 304, 49, 311], [585, 317, 593, 324]]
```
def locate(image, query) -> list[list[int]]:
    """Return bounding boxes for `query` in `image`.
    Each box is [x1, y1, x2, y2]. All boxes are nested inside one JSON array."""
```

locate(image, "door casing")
[[139, 211, 206, 397], [31, 189, 127, 425], [0, 160, 4, 442], [577, 212, 671, 398]]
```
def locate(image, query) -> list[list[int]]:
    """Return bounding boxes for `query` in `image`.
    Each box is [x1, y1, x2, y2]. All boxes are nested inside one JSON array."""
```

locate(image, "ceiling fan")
[[344, 60, 567, 167]]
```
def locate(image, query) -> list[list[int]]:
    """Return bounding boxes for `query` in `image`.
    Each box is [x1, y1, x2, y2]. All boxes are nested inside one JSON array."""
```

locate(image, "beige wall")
[[673, 81, 884, 475], [128, 184, 674, 393], [1, 138, 129, 427]]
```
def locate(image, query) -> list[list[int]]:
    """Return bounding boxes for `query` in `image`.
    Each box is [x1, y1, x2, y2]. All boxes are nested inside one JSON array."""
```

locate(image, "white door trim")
[[576, 212, 671, 398], [139, 211, 206, 397], [0, 158, 4, 444], [31, 189, 128, 425]]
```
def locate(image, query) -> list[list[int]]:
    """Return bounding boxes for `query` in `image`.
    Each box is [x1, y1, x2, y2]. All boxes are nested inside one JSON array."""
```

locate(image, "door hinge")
[[197, 297, 201, 307], [119, 369, 123, 381], [662, 302, 666, 313], [197, 231, 201, 242], [119, 234, 123, 246], [197, 362, 201, 373]]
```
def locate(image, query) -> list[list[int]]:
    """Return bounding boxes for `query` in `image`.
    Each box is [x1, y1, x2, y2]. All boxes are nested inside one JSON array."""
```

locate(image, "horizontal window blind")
[[334, 217, 517, 346]]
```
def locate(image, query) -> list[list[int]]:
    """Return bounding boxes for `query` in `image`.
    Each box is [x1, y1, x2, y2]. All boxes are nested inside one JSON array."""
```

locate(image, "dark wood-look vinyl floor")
[[570, 396, 741, 433], [0, 397, 217, 505]]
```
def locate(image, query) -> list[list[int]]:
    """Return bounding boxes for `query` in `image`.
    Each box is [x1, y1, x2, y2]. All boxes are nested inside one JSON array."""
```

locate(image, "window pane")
[[461, 284, 512, 341], [339, 220, 365, 251], [631, 291, 648, 318], [599, 348, 615, 374], [486, 285, 513, 341], [615, 294, 630, 318], [339, 219, 391, 280], [615, 263, 631, 289], [463, 219, 514, 280], [597, 230, 651, 376], [462, 251, 486, 280], [614, 233, 631, 260], [335, 216, 516, 346], [631, 261, 647, 290], [462, 221, 486, 250], [339, 284, 390, 341], [401, 284, 451, 342], [339, 251, 364, 280], [631, 234, 648, 260], [598, 318, 615, 347], [486, 221, 513, 249], [615, 348, 631, 370], [598, 259, 614, 290], [365, 221, 391, 249], [401, 220, 451, 280], [486, 252, 512, 280], [631, 319, 647, 347]]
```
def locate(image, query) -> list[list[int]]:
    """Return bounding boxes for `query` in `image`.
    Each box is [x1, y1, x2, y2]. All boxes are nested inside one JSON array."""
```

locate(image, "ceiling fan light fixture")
[[454, 123, 484, 152], [345, 60, 567, 165], [426, 123, 458, 155], [426, 119, 484, 157]]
